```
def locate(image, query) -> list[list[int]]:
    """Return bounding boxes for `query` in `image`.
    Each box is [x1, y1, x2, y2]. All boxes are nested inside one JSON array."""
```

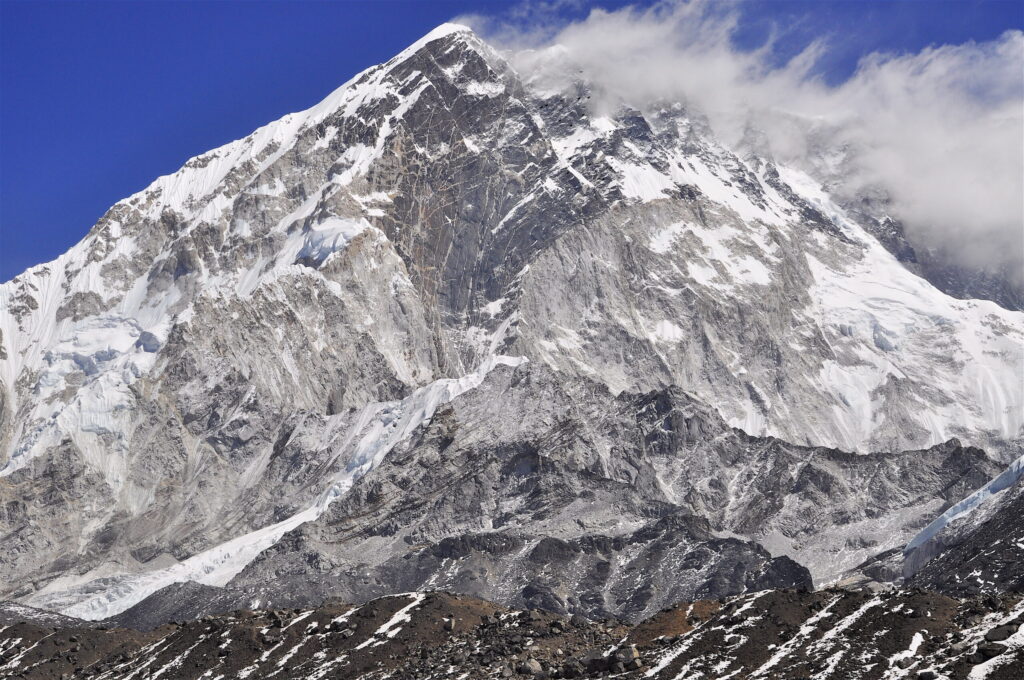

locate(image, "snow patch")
[[354, 593, 426, 648]]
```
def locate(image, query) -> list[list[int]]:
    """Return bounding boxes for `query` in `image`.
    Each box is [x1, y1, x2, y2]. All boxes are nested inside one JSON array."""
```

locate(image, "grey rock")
[[984, 623, 1018, 642], [971, 641, 1007, 662]]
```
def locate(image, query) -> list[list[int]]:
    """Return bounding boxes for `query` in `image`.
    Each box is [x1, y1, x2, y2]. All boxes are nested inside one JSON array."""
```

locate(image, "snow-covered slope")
[[1, 23, 1021, 619], [24, 355, 524, 620]]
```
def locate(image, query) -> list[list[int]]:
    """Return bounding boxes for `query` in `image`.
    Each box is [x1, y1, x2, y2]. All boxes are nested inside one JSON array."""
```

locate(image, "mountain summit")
[[0, 24, 1021, 625]]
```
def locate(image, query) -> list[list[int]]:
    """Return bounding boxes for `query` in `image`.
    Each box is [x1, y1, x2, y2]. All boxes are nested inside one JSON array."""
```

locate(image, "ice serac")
[[0, 23, 1022, 621]]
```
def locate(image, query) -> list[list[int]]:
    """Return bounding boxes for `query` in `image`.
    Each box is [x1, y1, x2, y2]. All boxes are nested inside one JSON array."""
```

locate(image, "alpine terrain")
[[1, 23, 1022, 678]]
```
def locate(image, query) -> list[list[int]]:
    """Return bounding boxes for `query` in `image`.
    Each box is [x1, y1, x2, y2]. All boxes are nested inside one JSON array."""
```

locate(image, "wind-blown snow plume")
[[464, 0, 1024, 280]]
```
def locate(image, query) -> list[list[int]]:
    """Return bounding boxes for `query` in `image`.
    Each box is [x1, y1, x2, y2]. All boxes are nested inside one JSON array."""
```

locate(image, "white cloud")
[[462, 0, 1024, 281]]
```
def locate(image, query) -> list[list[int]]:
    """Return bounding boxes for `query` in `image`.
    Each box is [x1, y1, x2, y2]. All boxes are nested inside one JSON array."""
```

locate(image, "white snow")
[[466, 81, 504, 97], [751, 594, 841, 676], [648, 220, 774, 289], [810, 596, 882, 649], [607, 158, 676, 201], [887, 630, 926, 668], [550, 126, 598, 163], [648, 221, 691, 254], [294, 216, 369, 265], [966, 602, 1024, 679], [481, 298, 506, 317], [668, 153, 787, 226], [310, 126, 338, 151], [649, 320, 684, 344], [779, 164, 1024, 453], [354, 592, 426, 648]]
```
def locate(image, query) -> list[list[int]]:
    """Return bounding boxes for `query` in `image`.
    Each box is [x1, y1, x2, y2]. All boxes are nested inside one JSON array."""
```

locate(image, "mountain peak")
[[389, 22, 482, 65], [421, 22, 475, 42]]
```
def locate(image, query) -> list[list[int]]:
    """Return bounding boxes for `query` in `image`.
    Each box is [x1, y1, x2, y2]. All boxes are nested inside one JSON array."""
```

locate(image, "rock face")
[[0, 23, 1022, 624], [223, 366, 997, 623], [1, 590, 1022, 679]]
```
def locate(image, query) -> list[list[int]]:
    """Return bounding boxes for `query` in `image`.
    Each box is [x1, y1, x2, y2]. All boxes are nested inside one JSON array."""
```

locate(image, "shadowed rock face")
[[1, 589, 1022, 679], [0, 24, 1021, 624]]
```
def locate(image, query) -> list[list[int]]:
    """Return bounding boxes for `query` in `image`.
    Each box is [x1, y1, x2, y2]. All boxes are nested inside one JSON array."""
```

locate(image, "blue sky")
[[1, 0, 1021, 281]]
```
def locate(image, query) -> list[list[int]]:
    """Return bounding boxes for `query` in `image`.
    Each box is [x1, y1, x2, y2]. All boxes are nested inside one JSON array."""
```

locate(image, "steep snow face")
[[780, 167, 1024, 453], [0, 23, 1021, 615]]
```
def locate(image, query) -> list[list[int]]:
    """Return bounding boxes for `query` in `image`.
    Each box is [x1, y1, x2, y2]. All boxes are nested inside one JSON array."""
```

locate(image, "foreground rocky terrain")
[[1, 589, 1022, 679]]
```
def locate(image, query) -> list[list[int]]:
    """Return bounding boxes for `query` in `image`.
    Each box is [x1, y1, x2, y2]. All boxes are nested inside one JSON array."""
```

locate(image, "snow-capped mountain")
[[1, 24, 1022, 623]]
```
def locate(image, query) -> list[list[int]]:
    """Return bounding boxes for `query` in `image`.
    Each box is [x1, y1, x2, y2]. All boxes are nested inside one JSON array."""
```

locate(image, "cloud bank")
[[463, 0, 1024, 280]]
